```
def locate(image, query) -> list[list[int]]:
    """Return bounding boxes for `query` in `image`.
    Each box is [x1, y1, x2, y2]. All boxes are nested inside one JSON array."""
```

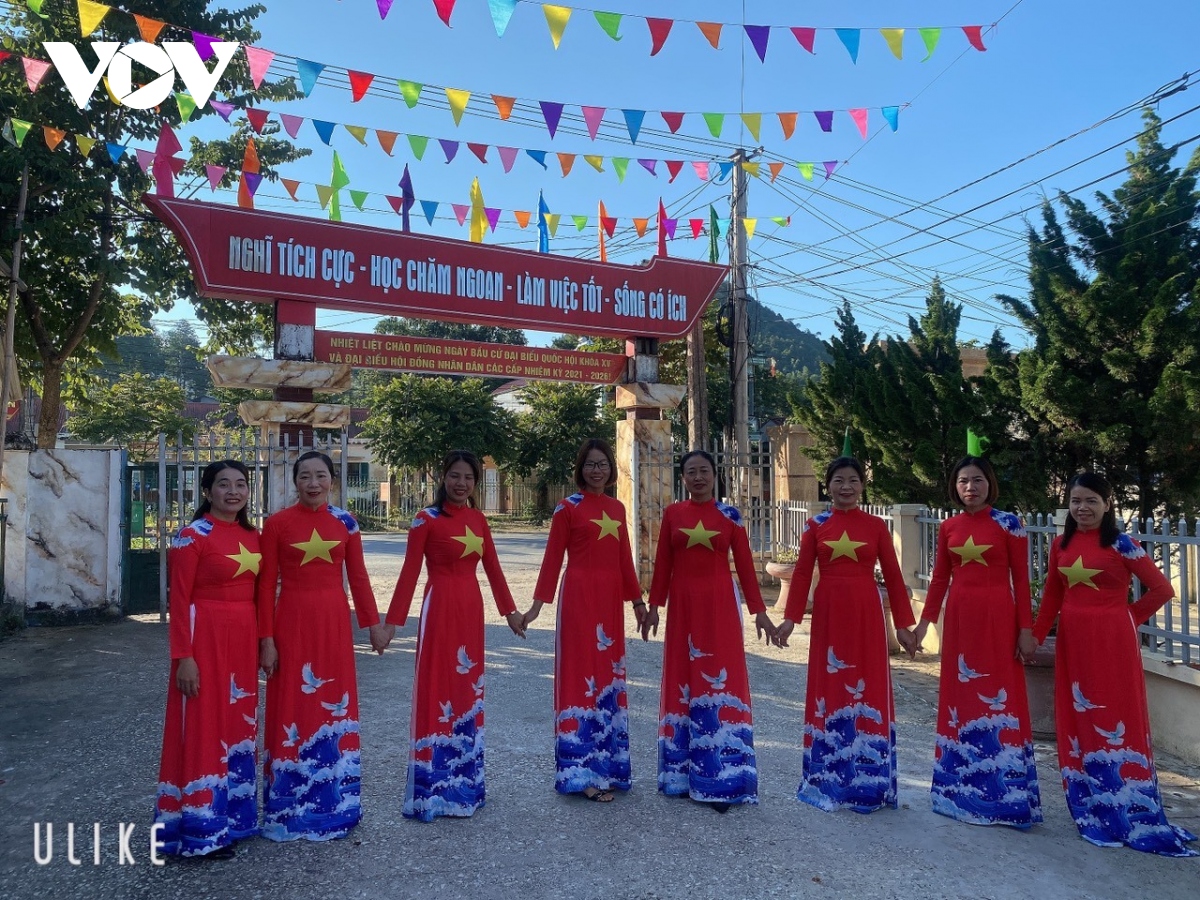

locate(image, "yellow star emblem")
[[1059, 555, 1102, 589], [950, 536, 992, 567], [591, 511, 622, 541], [680, 520, 720, 550], [226, 542, 262, 577], [452, 526, 485, 558], [291, 529, 340, 565], [824, 530, 867, 561]]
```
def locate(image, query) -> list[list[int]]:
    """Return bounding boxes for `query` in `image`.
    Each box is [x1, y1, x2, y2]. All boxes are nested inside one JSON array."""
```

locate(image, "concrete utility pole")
[[0, 165, 29, 491], [686, 312, 709, 451], [728, 149, 751, 501]]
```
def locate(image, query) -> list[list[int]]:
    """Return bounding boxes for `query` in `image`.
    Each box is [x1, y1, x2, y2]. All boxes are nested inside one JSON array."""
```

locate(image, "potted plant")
[[1024, 574, 1056, 740], [765, 546, 798, 611]]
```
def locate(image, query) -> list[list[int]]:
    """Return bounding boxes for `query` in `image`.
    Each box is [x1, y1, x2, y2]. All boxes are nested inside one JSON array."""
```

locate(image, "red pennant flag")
[[245, 108, 270, 133], [468, 142, 489, 163], [647, 18, 674, 56], [376, 130, 398, 155], [665, 160, 684, 183], [601, 216, 617, 237], [433, 0, 456, 26], [962, 25, 987, 51], [348, 71, 374, 102], [661, 111, 684, 133], [657, 198, 668, 257], [791, 27, 816, 53], [386, 195, 403, 214], [689, 218, 705, 239]]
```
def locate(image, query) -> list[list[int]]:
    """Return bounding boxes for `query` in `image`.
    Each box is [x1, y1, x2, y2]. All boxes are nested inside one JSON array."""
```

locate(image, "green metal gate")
[[122, 463, 162, 614]]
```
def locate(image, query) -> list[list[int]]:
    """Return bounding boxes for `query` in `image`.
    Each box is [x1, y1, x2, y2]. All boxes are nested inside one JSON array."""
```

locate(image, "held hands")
[[259, 637, 278, 679], [754, 612, 778, 645], [639, 605, 660, 642], [369, 623, 396, 655], [913, 620, 930, 654], [505, 610, 527, 639], [175, 657, 200, 698], [773, 618, 795, 648], [632, 600, 648, 630], [520, 600, 545, 631], [1016, 628, 1037, 664], [895, 627, 919, 659]]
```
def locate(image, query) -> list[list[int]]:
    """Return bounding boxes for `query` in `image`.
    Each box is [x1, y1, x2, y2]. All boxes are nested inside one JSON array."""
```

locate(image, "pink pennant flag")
[[689, 218, 704, 239], [823, 160, 838, 180], [791, 27, 816, 53], [962, 26, 987, 51], [204, 164, 226, 190], [849, 108, 868, 138], [377, 0, 395, 19], [468, 142, 489, 163], [433, 0, 456, 26], [22, 58, 52, 93], [498, 146, 518, 173], [245, 108, 270, 133], [210, 100, 235, 122], [582, 106, 605, 140], [348, 71, 374, 102], [451, 203, 469, 226], [135, 149, 155, 173], [192, 32, 220, 61], [647, 18, 673, 55], [665, 160, 683, 183], [155, 123, 182, 158], [485, 207, 501, 232], [691, 161, 709, 181], [637, 159, 657, 176], [244, 46, 274, 90], [280, 114, 304, 138]]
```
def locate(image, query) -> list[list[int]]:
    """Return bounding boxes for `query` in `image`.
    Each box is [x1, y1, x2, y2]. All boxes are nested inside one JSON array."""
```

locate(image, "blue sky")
[[153, 0, 1200, 349]]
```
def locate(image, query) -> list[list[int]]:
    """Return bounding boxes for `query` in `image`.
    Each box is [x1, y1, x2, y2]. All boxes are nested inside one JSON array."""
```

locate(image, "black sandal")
[[582, 788, 615, 803]]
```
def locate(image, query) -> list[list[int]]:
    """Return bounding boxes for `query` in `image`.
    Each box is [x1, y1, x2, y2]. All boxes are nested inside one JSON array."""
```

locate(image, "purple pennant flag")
[[835, 28, 860, 63], [135, 148, 155, 173], [210, 100, 235, 122], [280, 114, 304, 139], [192, 32, 219, 61], [485, 207, 502, 232], [439, 139, 460, 163], [243, 172, 263, 196], [376, 0, 394, 19], [498, 146, 519, 173], [638, 158, 657, 176], [745, 24, 770, 62], [526, 149, 548, 169], [664, 218, 677, 239], [540, 101, 564, 138], [814, 110, 834, 132], [398, 164, 414, 232], [823, 160, 838, 180]]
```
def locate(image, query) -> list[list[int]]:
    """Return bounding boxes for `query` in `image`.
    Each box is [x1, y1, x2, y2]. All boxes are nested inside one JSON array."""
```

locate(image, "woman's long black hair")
[[1061, 471, 1120, 550], [433, 449, 481, 516], [193, 460, 255, 531]]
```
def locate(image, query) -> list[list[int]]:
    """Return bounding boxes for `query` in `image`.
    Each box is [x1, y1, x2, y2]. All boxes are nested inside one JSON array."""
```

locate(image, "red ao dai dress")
[[786, 507, 915, 813], [155, 515, 262, 856], [1034, 529, 1197, 857], [649, 498, 766, 807], [533, 491, 641, 795], [387, 502, 516, 822], [921, 507, 1042, 828], [257, 503, 381, 842]]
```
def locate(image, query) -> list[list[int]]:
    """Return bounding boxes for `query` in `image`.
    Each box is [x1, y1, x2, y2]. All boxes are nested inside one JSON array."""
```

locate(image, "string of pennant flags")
[[20, 3, 903, 143], [370, 0, 992, 64]]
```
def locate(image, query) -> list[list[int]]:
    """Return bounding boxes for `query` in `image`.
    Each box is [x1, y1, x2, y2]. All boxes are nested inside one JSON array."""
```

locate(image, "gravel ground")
[[0, 530, 1196, 900]]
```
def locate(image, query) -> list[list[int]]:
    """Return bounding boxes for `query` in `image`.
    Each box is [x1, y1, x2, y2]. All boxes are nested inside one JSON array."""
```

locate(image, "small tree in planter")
[[765, 546, 798, 611]]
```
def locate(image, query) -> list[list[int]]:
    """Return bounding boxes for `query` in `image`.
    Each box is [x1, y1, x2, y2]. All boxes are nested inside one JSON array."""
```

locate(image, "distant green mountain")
[[748, 298, 828, 376]]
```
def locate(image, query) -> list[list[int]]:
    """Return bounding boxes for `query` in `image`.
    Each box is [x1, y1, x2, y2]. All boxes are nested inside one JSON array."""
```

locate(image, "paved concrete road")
[[1, 531, 1197, 900]]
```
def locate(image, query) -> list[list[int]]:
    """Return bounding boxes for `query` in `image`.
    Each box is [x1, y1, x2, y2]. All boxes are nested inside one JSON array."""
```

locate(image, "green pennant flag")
[[573, 214, 588, 232], [842, 428, 853, 457], [593, 11, 622, 40], [708, 205, 720, 264], [175, 92, 197, 124], [611, 157, 629, 183], [798, 161, 814, 181], [26, 0, 49, 18], [398, 80, 422, 109], [315, 184, 334, 210], [350, 189, 369, 211], [10, 118, 32, 147], [770, 216, 789, 227], [919, 27, 941, 61], [331, 151, 351, 191], [967, 428, 986, 456], [407, 134, 428, 160], [702, 112, 724, 138]]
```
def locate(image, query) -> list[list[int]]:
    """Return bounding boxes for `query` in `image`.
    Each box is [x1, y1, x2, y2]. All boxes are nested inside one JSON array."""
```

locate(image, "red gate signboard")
[[146, 197, 727, 340], [314, 330, 627, 383]]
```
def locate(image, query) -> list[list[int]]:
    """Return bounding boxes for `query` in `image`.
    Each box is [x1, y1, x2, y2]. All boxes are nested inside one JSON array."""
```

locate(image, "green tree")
[[996, 110, 1200, 518], [1, 2, 306, 447], [375, 317, 527, 346], [68, 373, 194, 457], [362, 375, 515, 473]]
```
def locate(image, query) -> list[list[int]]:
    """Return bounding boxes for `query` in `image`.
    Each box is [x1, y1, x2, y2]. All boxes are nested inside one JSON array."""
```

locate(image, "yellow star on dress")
[[950, 535, 992, 567], [291, 529, 340, 565], [1059, 555, 1102, 589], [226, 542, 262, 577], [453, 526, 485, 558], [590, 511, 622, 540], [824, 530, 867, 561], [680, 520, 720, 549]]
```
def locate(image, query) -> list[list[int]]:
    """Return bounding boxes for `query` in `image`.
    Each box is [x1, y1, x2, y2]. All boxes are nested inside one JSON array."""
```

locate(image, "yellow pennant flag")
[[446, 88, 471, 126], [78, 0, 110, 37], [632, 217, 649, 238], [881, 28, 905, 60], [315, 184, 334, 210], [546, 213, 561, 237], [345, 124, 368, 145], [102, 77, 121, 105], [741, 161, 761, 178], [43, 126, 66, 150], [584, 155, 604, 173], [513, 210, 532, 229], [469, 177, 487, 243], [743, 218, 757, 240], [76, 135, 97, 156], [543, 4, 571, 50], [740, 112, 762, 142]]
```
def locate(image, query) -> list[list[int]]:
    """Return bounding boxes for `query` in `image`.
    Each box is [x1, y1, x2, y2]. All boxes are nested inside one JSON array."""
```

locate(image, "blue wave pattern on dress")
[[404, 698, 486, 822], [155, 738, 258, 856], [1064, 745, 1199, 857], [931, 712, 1043, 827], [798, 699, 896, 813], [262, 719, 362, 841], [556, 674, 631, 794], [658, 692, 758, 805], [327, 504, 359, 534], [989, 508, 1026, 538]]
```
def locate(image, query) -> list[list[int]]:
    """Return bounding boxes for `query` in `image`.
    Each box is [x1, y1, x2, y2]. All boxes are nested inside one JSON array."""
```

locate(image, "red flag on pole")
[[657, 198, 668, 257]]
